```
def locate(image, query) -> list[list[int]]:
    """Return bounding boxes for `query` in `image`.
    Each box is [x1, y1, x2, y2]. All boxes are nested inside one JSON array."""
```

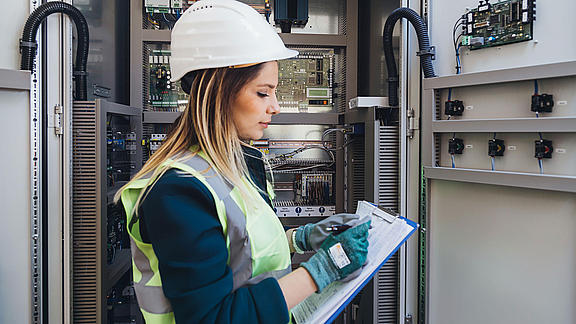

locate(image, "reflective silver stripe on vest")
[[130, 238, 173, 314], [179, 154, 291, 290]]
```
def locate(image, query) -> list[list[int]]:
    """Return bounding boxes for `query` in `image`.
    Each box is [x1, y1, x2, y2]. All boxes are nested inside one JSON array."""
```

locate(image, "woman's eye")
[[257, 92, 269, 97]]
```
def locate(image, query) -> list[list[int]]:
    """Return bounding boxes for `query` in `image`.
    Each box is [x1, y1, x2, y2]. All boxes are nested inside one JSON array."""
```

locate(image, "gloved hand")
[[301, 221, 370, 292], [293, 213, 364, 253]]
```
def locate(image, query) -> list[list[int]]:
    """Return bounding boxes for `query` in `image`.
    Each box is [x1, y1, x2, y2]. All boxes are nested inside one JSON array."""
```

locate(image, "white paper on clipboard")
[[292, 201, 418, 324]]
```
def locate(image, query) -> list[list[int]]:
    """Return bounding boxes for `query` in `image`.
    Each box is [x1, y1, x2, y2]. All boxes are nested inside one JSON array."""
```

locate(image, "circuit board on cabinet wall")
[[463, 0, 535, 50], [277, 49, 335, 113], [148, 49, 188, 111]]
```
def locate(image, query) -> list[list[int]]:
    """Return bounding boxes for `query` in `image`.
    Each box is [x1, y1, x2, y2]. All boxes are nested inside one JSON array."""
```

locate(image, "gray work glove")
[[293, 213, 364, 252]]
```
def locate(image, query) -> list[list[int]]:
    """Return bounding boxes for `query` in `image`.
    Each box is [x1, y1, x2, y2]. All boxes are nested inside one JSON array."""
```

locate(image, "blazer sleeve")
[[139, 169, 290, 324]]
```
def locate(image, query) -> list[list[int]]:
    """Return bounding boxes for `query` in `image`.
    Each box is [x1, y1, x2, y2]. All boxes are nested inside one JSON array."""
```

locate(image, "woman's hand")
[[300, 221, 370, 292]]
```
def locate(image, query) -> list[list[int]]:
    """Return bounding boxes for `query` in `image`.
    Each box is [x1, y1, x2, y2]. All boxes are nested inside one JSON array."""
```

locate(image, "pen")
[[325, 225, 352, 235]]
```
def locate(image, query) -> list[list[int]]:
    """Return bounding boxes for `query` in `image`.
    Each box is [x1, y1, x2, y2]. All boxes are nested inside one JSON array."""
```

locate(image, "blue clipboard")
[[324, 217, 419, 323]]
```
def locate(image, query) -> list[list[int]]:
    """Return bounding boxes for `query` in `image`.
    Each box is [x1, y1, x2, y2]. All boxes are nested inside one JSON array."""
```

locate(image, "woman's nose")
[[268, 93, 281, 114]]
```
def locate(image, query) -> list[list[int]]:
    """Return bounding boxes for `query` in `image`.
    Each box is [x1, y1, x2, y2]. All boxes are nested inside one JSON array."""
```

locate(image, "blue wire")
[[538, 158, 543, 174], [534, 80, 539, 94], [491, 157, 495, 171], [448, 88, 452, 101], [451, 154, 455, 168]]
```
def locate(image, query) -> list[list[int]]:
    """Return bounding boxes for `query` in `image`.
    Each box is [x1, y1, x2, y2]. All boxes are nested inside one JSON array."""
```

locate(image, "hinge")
[[54, 104, 63, 135], [405, 314, 413, 324], [407, 108, 418, 139]]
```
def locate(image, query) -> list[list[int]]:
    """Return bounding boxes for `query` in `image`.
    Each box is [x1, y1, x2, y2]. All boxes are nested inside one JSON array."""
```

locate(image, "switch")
[[488, 139, 505, 157], [445, 100, 465, 116], [531, 94, 554, 113], [535, 139, 553, 159], [448, 138, 465, 155]]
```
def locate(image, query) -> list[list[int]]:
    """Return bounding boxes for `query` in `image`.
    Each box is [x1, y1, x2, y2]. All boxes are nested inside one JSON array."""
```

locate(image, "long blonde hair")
[[114, 64, 266, 214]]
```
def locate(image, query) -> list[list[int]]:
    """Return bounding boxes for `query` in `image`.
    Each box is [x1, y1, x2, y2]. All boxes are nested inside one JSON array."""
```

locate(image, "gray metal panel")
[[423, 1, 576, 323], [0, 69, 31, 90], [375, 124, 400, 324], [437, 133, 576, 176], [435, 76, 576, 121], [424, 167, 576, 193], [74, 0, 130, 103], [272, 0, 345, 35], [423, 61, 576, 90], [0, 0, 30, 70], [357, 0, 401, 97], [142, 29, 170, 42], [280, 34, 347, 47], [345, 0, 358, 105], [143, 111, 180, 124], [428, 180, 576, 324], [271, 113, 339, 125], [432, 117, 576, 133], [130, 0, 144, 108], [429, 0, 576, 76], [0, 89, 32, 324]]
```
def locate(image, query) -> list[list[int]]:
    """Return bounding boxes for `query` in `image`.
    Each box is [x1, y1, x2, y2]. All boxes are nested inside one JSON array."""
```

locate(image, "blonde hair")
[[114, 64, 266, 215]]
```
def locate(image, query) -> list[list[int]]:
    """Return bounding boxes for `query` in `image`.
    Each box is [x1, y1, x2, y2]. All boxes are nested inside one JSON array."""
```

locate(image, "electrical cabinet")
[[128, 0, 406, 323], [415, 0, 576, 323], [13, 0, 576, 323], [71, 100, 143, 323]]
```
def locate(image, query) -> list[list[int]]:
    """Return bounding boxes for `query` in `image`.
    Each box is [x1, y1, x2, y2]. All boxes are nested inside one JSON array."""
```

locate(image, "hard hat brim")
[[170, 48, 299, 82]]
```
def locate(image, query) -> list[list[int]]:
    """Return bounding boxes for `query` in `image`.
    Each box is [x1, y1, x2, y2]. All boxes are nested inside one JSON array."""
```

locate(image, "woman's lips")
[[259, 122, 269, 128]]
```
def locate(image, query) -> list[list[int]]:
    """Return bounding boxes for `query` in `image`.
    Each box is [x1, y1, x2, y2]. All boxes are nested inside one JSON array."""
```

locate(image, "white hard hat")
[[170, 0, 298, 82]]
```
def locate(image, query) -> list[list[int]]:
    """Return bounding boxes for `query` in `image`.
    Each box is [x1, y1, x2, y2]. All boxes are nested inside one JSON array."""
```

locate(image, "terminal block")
[[534, 139, 553, 159], [445, 100, 465, 116], [488, 139, 505, 157], [531, 94, 554, 113], [448, 138, 465, 155]]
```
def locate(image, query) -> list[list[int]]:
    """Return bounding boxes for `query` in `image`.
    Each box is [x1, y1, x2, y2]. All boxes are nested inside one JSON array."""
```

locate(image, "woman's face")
[[232, 61, 280, 140]]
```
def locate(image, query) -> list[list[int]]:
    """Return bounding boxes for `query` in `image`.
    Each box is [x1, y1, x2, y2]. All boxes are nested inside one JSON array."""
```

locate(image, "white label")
[[508, 146, 517, 151], [556, 148, 567, 154], [328, 243, 351, 269], [557, 101, 568, 106], [468, 12, 474, 22], [479, 4, 489, 11], [465, 105, 474, 110], [465, 144, 474, 149], [522, 12, 529, 23], [523, 0, 529, 9]]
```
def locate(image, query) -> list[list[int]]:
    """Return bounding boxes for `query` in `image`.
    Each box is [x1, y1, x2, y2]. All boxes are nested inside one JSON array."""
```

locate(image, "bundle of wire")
[[447, 15, 466, 120], [534, 80, 544, 174], [268, 145, 335, 173]]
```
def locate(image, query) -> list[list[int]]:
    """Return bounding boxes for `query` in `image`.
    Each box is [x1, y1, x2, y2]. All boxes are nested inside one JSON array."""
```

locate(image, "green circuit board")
[[148, 49, 188, 111], [277, 49, 334, 113], [463, 0, 535, 50]]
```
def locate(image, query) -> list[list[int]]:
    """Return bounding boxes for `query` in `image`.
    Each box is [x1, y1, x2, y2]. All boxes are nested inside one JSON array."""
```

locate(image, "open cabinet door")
[[413, 0, 576, 323]]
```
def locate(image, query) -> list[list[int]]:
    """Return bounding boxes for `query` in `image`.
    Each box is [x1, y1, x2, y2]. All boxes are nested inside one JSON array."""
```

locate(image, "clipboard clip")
[[366, 202, 399, 224]]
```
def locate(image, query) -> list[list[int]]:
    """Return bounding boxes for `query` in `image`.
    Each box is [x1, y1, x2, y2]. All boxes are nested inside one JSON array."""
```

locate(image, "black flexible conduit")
[[383, 7, 436, 107], [20, 1, 89, 100]]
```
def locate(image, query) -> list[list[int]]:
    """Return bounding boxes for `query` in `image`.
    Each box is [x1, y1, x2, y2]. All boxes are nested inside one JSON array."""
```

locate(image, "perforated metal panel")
[[348, 135, 365, 211], [376, 124, 400, 323], [72, 101, 101, 323]]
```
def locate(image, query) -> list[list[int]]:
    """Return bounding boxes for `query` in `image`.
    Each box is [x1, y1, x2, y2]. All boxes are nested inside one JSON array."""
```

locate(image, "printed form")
[[292, 201, 418, 324]]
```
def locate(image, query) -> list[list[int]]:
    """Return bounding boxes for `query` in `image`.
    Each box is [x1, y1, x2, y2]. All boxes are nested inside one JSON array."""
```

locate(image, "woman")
[[116, 1, 370, 323]]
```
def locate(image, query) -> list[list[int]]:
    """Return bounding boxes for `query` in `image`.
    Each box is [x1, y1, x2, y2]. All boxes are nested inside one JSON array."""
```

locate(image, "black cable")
[[383, 7, 436, 107], [20, 1, 89, 100]]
